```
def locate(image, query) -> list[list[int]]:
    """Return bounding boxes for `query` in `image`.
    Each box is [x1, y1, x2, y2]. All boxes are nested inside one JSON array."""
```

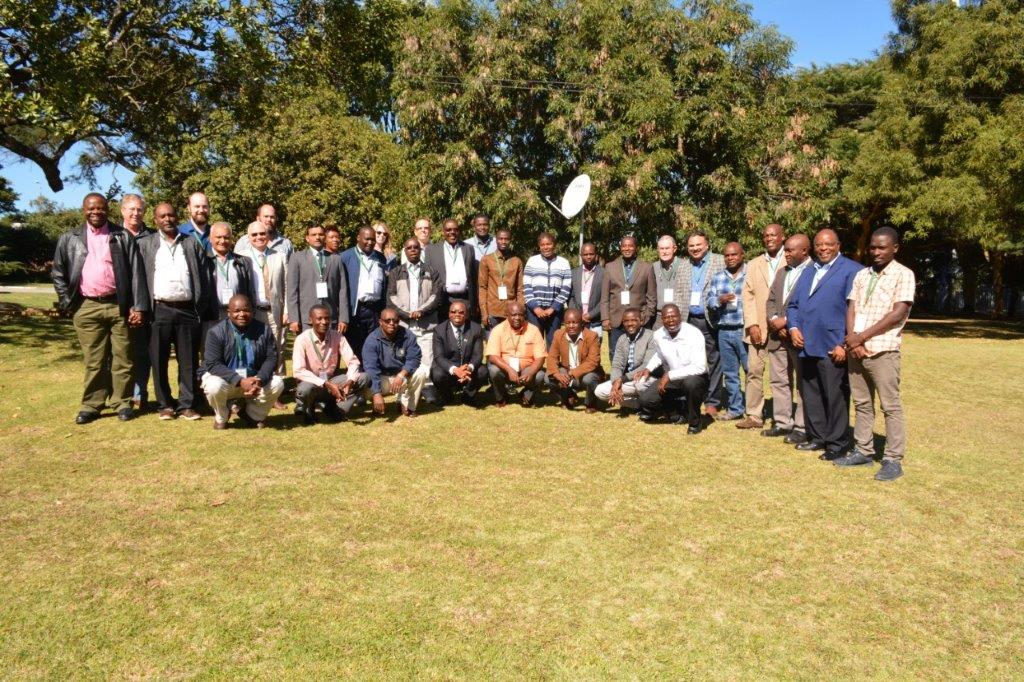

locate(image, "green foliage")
[[0, 176, 16, 215]]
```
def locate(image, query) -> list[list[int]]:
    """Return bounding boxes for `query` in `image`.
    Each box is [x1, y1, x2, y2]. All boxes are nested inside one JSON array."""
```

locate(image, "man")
[[240, 220, 288, 374], [137, 202, 209, 421], [545, 309, 603, 412], [485, 301, 547, 407], [402, 217, 433, 264], [177, 191, 212, 254], [763, 233, 812, 442], [671, 232, 725, 416], [594, 308, 657, 411], [786, 228, 863, 460], [652, 235, 681, 328], [119, 193, 154, 411], [478, 228, 524, 328], [235, 203, 294, 258], [287, 224, 349, 334], [737, 223, 785, 430], [340, 226, 390, 360], [324, 225, 342, 255], [201, 295, 284, 429], [706, 242, 747, 421], [464, 213, 498, 261], [292, 304, 369, 424], [635, 304, 709, 433], [567, 242, 604, 340], [835, 227, 915, 481], [431, 300, 487, 406], [362, 307, 427, 417], [388, 237, 442, 390], [205, 222, 256, 337], [424, 218, 478, 319], [523, 232, 572, 345], [52, 193, 148, 423], [601, 235, 656, 352]]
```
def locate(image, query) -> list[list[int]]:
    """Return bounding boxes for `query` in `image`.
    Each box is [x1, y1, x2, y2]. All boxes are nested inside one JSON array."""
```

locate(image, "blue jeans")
[[130, 322, 152, 402], [717, 326, 747, 416], [527, 306, 563, 346]]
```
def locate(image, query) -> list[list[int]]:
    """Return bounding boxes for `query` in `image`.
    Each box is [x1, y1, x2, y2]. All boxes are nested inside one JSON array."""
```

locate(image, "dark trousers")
[[546, 370, 602, 407], [687, 314, 722, 408], [638, 373, 709, 427], [488, 364, 546, 403], [346, 300, 384, 360], [799, 355, 851, 452], [527, 307, 563, 346], [431, 364, 488, 403], [150, 302, 200, 411], [130, 322, 152, 403]]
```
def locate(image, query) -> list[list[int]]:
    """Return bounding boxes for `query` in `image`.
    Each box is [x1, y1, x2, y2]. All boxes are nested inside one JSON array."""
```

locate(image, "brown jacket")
[[741, 251, 783, 345], [478, 251, 524, 322], [545, 328, 604, 380], [600, 257, 657, 327]]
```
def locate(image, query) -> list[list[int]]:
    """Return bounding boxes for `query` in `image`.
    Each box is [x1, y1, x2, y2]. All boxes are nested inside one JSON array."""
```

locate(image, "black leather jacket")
[[51, 224, 149, 317]]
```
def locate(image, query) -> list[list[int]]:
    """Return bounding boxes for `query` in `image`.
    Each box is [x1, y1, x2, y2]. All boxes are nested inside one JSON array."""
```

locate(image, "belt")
[[717, 323, 744, 330], [255, 304, 271, 311], [156, 299, 192, 309], [83, 294, 117, 303]]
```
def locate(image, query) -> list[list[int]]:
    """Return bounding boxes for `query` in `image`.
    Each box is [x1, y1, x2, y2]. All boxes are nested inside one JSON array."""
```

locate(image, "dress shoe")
[[819, 448, 848, 461], [158, 408, 176, 420], [834, 451, 874, 467], [687, 425, 701, 435], [761, 426, 792, 438], [564, 393, 578, 409], [117, 408, 135, 422], [795, 440, 825, 452], [637, 411, 657, 423], [585, 406, 598, 414], [179, 409, 202, 421], [212, 420, 227, 430], [75, 411, 99, 425], [735, 416, 763, 429], [875, 460, 904, 481], [784, 430, 808, 444], [495, 400, 507, 408]]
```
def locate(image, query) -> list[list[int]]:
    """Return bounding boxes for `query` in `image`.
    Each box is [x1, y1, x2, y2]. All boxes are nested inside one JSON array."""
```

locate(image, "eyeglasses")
[[250, 231, 268, 237], [375, 230, 388, 236]]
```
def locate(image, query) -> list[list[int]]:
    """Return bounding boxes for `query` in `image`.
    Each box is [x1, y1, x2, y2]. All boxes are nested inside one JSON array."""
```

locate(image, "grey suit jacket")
[[601, 258, 657, 327], [567, 264, 604, 324], [671, 253, 726, 324], [609, 327, 658, 382], [286, 248, 349, 328], [423, 241, 479, 315]]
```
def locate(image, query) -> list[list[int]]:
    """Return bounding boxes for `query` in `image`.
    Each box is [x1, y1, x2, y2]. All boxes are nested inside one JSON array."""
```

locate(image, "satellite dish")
[[545, 173, 591, 219]]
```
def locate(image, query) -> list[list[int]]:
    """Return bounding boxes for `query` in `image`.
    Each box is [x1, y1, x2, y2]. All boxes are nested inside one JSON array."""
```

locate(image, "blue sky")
[[2, 0, 896, 212]]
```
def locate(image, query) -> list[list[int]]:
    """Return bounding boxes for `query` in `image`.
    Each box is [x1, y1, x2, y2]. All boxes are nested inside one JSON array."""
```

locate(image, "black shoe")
[[784, 430, 807, 444], [117, 408, 135, 422], [637, 411, 657, 423], [819, 448, 848, 461], [875, 460, 904, 481], [75, 411, 99, 425], [761, 426, 792, 438], [795, 440, 825, 451], [834, 451, 873, 467], [687, 425, 701, 435], [322, 403, 345, 423]]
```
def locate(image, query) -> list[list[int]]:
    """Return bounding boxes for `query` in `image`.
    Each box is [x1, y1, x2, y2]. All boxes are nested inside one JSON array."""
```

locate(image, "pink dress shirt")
[[79, 224, 118, 297], [292, 328, 361, 386]]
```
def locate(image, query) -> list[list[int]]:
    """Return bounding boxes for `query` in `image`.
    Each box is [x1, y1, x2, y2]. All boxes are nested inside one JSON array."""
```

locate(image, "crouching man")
[[293, 304, 369, 424]]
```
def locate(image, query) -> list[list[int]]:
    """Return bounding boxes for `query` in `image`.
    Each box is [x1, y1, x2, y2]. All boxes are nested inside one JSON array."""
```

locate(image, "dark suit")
[[339, 246, 389, 359], [202, 318, 278, 387], [287, 247, 349, 329], [786, 254, 863, 452], [423, 241, 478, 319], [137, 231, 210, 412], [431, 321, 487, 403], [764, 260, 810, 431], [567, 264, 604, 328]]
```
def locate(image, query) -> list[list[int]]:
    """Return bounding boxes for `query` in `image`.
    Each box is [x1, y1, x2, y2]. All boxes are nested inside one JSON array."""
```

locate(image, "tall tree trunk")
[[990, 249, 1005, 319], [854, 204, 879, 262]]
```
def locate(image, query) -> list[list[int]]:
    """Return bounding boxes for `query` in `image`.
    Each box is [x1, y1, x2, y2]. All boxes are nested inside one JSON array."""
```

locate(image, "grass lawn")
[[1, 288, 1023, 678]]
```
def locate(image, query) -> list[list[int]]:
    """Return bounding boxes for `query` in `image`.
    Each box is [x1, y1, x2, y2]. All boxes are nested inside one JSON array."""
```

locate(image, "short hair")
[[210, 221, 232, 235], [495, 227, 512, 238], [563, 308, 582, 319], [82, 192, 107, 206], [442, 218, 459, 229], [537, 231, 556, 244], [872, 226, 900, 244], [379, 306, 401, 320], [621, 307, 642, 318], [686, 231, 708, 245], [308, 304, 330, 318], [657, 235, 676, 247], [472, 213, 489, 222], [448, 299, 468, 313], [661, 303, 681, 316], [620, 234, 638, 246], [121, 193, 145, 207], [305, 224, 324, 235], [324, 224, 340, 234]]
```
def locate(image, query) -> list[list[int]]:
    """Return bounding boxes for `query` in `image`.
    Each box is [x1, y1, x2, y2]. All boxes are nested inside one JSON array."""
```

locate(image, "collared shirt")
[[356, 248, 385, 303], [213, 254, 239, 306], [479, 251, 524, 320], [249, 247, 272, 307], [406, 261, 422, 311], [310, 247, 327, 282], [621, 258, 637, 286], [782, 259, 811, 303], [765, 250, 784, 282], [646, 323, 708, 380], [484, 320, 547, 364], [689, 254, 710, 315], [153, 234, 192, 302], [227, 323, 256, 374], [848, 260, 916, 355], [448, 323, 475, 372], [655, 257, 679, 311], [707, 266, 746, 327], [292, 328, 360, 386], [565, 332, 583, 370], [268, 232, 294, 258], [625, 331, 642, 374], [362, 327, 421, 393], [179, 220, 211, 255], [810, 256, 837, 294], [443, 241, 468, 293], [80, 224, 117, 297], [465, 234, 497, 261], [580, 265, 599, 316]]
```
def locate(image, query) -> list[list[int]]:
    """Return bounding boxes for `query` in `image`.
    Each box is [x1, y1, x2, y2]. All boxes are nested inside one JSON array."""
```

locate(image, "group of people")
[[51, 192, 915, 480]]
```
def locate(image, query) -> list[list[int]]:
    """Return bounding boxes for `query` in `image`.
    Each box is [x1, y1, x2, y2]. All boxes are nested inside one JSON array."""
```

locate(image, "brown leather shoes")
[[735, 416, 763, 429]]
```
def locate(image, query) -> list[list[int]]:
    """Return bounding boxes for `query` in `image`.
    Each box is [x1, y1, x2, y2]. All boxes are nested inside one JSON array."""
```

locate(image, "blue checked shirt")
[[706, 267, 746, 327]]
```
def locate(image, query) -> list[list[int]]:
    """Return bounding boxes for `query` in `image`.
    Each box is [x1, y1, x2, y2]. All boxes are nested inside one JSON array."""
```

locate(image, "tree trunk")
[[990, 249, 1005, 319], [854, 204, 879, 262], [959, 243, 979, 315]]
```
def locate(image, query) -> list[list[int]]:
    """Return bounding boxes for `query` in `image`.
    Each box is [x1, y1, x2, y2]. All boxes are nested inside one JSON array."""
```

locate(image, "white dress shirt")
[[356, 249, 384, 303], [153, 235, 192, 302], [646, 323, 707, 379], [443, 242, 468, 294]]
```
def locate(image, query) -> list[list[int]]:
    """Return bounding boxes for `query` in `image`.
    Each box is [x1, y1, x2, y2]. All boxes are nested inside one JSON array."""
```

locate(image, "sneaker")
[[179, 409, 202, 421], [735, 416, 763, 429], [874, 460, 904, 481], [158, 408, 176, 420], [834, 451, 874, 467]]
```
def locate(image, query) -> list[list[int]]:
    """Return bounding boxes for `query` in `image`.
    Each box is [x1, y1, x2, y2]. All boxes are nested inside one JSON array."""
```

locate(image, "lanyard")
[[216, 257, 230, 281], [767, 252, 782, 280], [727, 267, 744, 294], [507, 328, 527, 357], [312, 250, 325, 280], [863, 270, 881, 306], [582, 267, 596, 287], [310, 333, 331, 367], [447, 242, 461, 265], [784, 263, 806, 299], [231, 328, 250, 367], [622, 259, 636, 286], [659, 259, 677, 282], [357, 250, 376, 274], [691, 257, 708, 289]]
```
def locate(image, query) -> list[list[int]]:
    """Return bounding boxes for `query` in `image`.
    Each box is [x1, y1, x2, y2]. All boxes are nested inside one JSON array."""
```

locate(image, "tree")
[[0, 175, 16, 215]]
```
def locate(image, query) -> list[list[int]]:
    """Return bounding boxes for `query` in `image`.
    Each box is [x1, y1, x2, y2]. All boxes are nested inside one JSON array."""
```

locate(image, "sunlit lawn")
[[1, 287, 1022, 678]]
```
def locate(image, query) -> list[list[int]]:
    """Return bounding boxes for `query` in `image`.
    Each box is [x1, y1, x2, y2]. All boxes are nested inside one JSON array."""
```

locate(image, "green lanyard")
[[357, 250, 375, 274], [659, 259, 677, 283], [767, 253, 781, 280], [447, 243, 461, 265], [216, 257, 230, 282], [313, 250, 325, 280], [232, 329, 248, 366], [310, 333, 330, 367], [863, 271, 881, 306]]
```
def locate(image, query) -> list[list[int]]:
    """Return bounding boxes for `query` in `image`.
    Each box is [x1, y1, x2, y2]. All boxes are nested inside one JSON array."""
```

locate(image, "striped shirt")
[[523, 254, 572, 310]]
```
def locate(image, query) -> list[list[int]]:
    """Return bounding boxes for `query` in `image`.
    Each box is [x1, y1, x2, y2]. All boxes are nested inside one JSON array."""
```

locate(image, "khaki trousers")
[[594, 378, 655, 410], [744, 342, 768, 420], [767, 343, 804, 431], [366, 368, 428, 411], [201, 373, 285, 425], [849, 351, 906, 462], [72, 299, 132, 414]]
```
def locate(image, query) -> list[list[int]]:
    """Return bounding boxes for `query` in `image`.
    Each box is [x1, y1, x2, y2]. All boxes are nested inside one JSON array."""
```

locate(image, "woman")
[[372, 221, 398, 267]]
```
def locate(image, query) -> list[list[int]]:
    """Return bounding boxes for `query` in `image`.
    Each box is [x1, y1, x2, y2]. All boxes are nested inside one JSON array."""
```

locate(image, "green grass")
[[1, 290, 1023, 678]]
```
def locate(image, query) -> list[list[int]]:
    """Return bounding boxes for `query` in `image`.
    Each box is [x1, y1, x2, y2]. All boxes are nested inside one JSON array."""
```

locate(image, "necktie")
[[261, 254, 272, 303], [627, 338, 636, 374], [455, 327, 464, 362]]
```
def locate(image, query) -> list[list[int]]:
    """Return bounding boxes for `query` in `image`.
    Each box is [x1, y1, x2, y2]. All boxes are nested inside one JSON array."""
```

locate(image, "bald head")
[[813, 228, 840, 264], [784, 233, 811, 267]]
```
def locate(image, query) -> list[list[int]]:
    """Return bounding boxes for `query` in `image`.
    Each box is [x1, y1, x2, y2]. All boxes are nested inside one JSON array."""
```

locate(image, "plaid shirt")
[[707, 266, 746, 327], [848, 260, 915, 355]]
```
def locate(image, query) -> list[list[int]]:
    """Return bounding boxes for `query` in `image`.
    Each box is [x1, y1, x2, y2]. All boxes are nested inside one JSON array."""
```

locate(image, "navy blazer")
[[786, 254, 863, 358], [202, 318, 278, 386], [339, 246, 390, 313]]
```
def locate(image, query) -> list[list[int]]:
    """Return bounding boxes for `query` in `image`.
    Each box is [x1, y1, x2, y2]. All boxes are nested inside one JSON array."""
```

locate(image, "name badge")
[[854, 313, 868, 334], [315, 281, 329, 299], [662, 288, 674, 304], [219, 288, 233, 305], [498, 285, 509, 300], [507, 357, 521, 372], [689, 291, 701, 307], [234, 368, 248, 380], [620, 291, 631, 305]]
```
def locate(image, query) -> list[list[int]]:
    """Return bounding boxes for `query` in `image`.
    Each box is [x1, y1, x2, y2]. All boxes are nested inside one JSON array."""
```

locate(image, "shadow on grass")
[[0, 314, 80, 362], [905, 316, 1024, 340]]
